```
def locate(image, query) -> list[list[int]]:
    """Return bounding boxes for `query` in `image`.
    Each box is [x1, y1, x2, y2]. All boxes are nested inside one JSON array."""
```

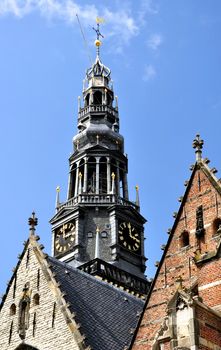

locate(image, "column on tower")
[[95, 157, 100, 194], [83, 157, 88, 193], [67, 171, 72, 199], [74, 161, 80, 197], [107, 157, 111, 194]]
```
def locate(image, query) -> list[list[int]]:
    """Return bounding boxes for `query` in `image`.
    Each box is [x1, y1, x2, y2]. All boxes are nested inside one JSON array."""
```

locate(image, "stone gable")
[[0, 239, 83, 350]]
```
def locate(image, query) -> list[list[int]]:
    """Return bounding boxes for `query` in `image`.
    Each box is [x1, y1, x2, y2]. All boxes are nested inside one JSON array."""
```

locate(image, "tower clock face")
[[118, 221, 141, 253], [54, 222, 76, 254]]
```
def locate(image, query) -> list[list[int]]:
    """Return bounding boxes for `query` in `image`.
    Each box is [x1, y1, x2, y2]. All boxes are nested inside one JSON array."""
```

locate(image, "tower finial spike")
[[95, 225, 100, 259], [55, 186, 60, 212], [192, 134, 204, 162], [28, 211, 38, 236], [111, 172, 116, 194], [135, 185, 140, 210]]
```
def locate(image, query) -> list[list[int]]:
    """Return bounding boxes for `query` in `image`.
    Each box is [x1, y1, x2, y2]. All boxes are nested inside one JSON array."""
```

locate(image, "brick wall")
[[132, 164, 221, 350]]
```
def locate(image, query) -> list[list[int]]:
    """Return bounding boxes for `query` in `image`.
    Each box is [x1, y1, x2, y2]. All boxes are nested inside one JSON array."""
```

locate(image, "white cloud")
[[147, 33, 163, 50], [0, 0, 159, 52], [143, 64, 156, 81], [138, 0, 158, 25]]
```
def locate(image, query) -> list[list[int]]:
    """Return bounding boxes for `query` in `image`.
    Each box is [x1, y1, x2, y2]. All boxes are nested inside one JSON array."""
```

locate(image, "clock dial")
[[54, 222, 76, 254], [118, 221, 141, 252]]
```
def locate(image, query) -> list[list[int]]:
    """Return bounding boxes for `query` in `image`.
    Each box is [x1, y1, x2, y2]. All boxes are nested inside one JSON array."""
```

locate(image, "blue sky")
[[0, 0, 221, 294]]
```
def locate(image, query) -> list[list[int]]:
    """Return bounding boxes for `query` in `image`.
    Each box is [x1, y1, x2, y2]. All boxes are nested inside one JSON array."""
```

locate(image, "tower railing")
[[78, 104, 118, 119], [57, 194, 139, 211], [78, 258, 150, 297]]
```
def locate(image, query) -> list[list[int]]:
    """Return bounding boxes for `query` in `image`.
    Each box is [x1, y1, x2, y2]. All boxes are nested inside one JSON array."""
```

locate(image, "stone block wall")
[[0, 243, 80, 350]]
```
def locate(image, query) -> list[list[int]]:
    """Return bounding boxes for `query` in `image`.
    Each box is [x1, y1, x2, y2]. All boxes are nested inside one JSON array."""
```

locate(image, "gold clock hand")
[[128, 222, 132, 237]]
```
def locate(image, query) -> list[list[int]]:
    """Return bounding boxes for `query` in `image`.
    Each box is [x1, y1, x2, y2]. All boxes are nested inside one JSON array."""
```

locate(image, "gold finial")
[[79, 172, 82, 179], [56, 186, 60, 193], [96, 17, 105, 24], [135, 185, 139, 191], [96, 226, 100, 234], [111, 172, 116, 180]]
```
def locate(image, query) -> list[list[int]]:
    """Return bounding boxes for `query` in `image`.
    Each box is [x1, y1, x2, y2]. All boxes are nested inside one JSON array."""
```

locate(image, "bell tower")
[[50, 22, 149, 295]]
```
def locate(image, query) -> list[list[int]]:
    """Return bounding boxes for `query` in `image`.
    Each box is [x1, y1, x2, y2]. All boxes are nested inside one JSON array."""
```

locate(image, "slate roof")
[[47, 256, 144, 350]]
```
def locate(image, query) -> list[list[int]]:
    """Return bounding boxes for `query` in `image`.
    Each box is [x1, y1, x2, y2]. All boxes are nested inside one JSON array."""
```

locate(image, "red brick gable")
[[131, 159, 221, 350]]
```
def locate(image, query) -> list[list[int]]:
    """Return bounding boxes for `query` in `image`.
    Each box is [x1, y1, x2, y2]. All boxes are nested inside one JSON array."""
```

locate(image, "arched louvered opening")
[[99, 157, 107, 194], [106, 92, 112, 106], [79, 159, 85, 193], [69, 163, 77, 199], [85, 93, 90, 107], [88, 157, 96, 193], [93, 91, 102, 105]]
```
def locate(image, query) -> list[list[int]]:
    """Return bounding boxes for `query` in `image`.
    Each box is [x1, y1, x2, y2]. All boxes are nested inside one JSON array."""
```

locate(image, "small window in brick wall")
[[180, 231, 190, 248], [212, 218, 221, 236], [10, 303, 16, 316]]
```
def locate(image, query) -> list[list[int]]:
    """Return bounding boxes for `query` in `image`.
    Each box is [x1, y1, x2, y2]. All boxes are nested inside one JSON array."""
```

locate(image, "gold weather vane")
[[93, 17, 105, 57]]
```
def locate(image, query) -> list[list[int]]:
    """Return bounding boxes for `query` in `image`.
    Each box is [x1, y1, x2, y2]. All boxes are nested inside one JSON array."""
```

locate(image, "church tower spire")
[[50, 22, 149, 296]]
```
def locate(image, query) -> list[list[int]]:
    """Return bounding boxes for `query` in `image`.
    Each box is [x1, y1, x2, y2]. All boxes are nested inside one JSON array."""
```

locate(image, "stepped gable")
[[131, 135, 221, 350], [47, 256, 144, 350]]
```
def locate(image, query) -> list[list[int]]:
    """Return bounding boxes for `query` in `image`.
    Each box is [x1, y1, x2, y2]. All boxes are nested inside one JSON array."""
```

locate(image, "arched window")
[[85, 93, 90, 106], [33, 293, 40, 306], [69, 163, 77, 199], [93, 91, 102, 105], [99, 157, 107, 194], [180, 231, 189, 248], [106, 92, 112, 106], [10, 303, 16, 316], [212, 218, 221, 235], [88, 157, 96, 193]]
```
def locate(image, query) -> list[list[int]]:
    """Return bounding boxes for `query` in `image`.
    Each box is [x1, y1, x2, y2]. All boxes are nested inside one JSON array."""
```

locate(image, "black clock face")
[[118, 221, 141, 252], [54, 222, 76, 254]]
